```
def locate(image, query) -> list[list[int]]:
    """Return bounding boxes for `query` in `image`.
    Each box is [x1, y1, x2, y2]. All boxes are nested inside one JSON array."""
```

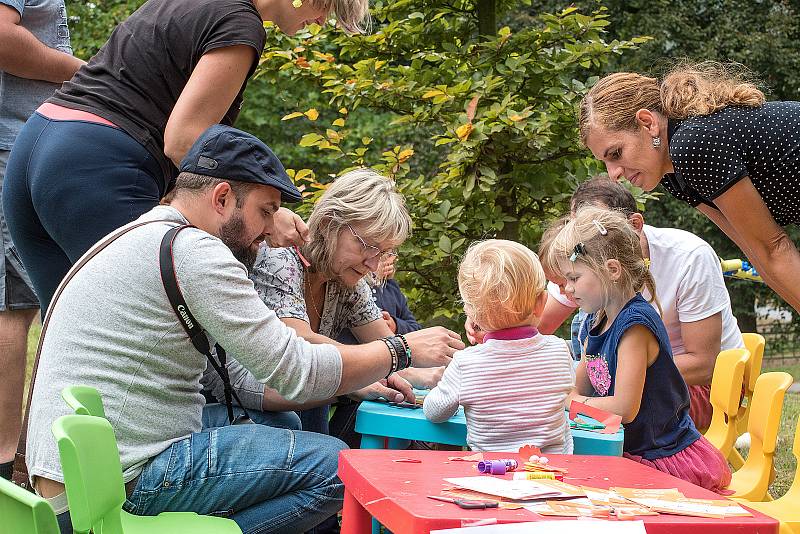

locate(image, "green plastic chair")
[[61, 385, 105, 418], [52, 414, 242, 533], [0, 477, 60, 534]]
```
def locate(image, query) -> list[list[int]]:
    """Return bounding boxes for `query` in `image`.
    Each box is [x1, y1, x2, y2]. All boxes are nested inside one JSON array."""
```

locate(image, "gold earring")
[[292, 0, 303, 7]]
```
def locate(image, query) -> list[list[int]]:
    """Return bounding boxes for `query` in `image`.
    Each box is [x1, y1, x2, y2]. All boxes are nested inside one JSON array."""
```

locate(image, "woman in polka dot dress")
[[578, 61, 800, 314]]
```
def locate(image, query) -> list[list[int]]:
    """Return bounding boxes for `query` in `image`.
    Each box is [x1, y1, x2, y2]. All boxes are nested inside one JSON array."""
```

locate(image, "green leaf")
[[439, 234, 452, 254], [298, 133, 324, 147]]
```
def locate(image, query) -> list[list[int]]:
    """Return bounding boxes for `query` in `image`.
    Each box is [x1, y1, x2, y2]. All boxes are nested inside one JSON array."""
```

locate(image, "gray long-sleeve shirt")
[[26, 205, 342, 483]]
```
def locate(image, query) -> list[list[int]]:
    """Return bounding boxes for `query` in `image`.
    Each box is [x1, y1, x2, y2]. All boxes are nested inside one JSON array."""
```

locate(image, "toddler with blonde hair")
[[423, 239, 574, 452]]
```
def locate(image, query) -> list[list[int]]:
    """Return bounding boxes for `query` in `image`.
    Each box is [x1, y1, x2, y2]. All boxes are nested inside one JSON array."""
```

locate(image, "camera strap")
[[159, 224, 251, 425]]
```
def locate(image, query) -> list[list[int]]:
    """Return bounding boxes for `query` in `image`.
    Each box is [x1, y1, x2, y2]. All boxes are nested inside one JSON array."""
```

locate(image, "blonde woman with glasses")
[[250, 168, 457, 435]]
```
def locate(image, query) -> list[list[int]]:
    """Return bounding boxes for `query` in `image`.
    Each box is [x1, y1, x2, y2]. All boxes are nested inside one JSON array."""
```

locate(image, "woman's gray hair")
[[303, 168, 411, 279]]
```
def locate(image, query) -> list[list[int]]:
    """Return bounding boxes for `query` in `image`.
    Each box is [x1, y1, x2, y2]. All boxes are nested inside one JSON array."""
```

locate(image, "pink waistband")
[[37, 103, 117, 128]]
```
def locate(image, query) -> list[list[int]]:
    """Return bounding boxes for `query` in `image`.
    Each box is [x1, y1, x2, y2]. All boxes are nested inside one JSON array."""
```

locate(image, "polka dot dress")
[[663, 101, 800, 226]]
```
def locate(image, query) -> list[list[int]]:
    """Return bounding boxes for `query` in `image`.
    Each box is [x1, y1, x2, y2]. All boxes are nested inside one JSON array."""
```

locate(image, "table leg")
[[360, 434, 386, 449], [341, 487, 373, 534], [387, 438, 411, 449]]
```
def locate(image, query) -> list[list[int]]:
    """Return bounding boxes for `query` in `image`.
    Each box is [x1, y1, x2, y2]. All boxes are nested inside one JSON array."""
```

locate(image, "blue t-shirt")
[[0, 0, 73, 150], [585, 294, 699, 460]]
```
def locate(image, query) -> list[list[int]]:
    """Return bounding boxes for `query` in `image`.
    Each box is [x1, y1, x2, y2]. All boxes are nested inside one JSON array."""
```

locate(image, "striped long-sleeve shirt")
[[423, 334, 574, 453]]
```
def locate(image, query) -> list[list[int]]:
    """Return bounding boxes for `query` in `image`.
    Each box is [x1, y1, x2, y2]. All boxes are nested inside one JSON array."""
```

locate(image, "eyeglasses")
[[345, 223, 398, 262]]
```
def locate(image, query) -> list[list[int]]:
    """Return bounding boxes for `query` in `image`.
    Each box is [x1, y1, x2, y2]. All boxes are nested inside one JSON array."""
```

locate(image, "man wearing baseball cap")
[[23, 125, 461, 533]]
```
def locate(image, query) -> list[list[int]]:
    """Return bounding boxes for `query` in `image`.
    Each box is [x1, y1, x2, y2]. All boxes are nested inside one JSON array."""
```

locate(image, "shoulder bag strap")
[[158, 225, 251, 425], [13, 219, 173, 489]]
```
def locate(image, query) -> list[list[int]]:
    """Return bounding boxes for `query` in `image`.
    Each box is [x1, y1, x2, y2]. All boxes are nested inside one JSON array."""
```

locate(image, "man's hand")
[[349, 374, 414, 403], [464, 317, 484, 345], [404, 327, 464, 367], [267, 207, 309, 247], [382, 311, 397, 333]]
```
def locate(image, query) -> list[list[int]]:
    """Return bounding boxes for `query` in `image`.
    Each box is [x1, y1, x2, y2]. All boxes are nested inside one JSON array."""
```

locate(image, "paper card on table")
[[443, 476, 564, 500], [626, 497, 752, 518], [526, 500, 598, 517], [568, 400, 622, 434], [612, 487, 685, 500], [431, 519, 648, 533], [581, 486, 634, 505], [531, 479, 584, 497], [527, 498, 658, 518], [441, 488, 524, 509]]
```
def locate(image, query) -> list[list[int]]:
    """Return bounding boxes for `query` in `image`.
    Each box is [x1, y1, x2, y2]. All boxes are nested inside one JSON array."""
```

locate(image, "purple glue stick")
[[477, 459, 518, 475]]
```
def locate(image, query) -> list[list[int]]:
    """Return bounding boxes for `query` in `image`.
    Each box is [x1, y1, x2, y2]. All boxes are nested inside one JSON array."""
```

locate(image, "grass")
[[763, 361, 800, 382], [21, 323, 800, 497], [768, 392, 799, 497]]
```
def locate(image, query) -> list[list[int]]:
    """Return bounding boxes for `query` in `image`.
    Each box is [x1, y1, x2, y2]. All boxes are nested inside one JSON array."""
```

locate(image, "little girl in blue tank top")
[[547, 205, 731, 493]]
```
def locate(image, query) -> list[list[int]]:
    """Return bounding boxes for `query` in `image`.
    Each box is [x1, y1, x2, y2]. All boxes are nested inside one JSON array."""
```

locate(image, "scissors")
[[427, 495, 499, 509]]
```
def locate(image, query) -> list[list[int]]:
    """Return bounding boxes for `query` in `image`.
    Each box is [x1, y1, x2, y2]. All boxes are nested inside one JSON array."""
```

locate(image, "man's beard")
[[219, 212, 258, 270]]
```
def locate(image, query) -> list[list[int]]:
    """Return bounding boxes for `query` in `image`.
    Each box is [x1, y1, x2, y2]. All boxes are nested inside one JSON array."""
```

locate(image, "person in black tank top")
[[3, 0, 370, 314], [578, 61, 800, 317]]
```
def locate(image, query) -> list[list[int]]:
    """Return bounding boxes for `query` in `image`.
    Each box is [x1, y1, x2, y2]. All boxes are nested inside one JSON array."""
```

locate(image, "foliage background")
[[64, 0, 800, 335]]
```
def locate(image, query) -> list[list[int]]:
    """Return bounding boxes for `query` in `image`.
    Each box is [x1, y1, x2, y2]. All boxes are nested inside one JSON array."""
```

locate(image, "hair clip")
[[569, 243, 587, 262], [592, 220, 608, 236]]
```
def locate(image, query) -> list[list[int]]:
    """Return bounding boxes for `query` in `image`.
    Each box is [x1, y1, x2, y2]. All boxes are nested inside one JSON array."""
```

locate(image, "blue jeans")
[[53, 404, 346, 534], [3, 112, 163, 312]]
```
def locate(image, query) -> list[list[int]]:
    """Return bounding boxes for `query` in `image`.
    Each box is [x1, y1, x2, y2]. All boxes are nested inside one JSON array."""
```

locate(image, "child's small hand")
[[399, 366, 444, 389], [382, 310, 397, 333], [465, 318, 485, 345]]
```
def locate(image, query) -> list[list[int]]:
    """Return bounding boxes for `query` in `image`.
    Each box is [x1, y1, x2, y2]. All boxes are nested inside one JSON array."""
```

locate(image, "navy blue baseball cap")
[[179, 124, 302, 203]]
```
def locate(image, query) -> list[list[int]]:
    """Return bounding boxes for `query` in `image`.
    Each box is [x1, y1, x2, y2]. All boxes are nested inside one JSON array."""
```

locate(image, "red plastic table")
[[338, 450, 778, 534]]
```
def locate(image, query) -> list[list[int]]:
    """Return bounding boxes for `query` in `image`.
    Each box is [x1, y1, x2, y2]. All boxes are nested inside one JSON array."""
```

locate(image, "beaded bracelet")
[[397, 333, 413, 368], [388, 336, 409, 371], [381, 337, 398, 379]]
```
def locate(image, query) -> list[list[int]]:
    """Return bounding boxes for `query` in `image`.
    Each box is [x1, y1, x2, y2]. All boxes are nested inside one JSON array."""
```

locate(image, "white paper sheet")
[[431, 519, 648, 533], [443, 477, 563, 500]]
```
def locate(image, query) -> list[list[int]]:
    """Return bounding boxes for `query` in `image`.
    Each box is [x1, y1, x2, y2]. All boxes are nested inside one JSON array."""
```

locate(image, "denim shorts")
[[0, 150, 39, 311]]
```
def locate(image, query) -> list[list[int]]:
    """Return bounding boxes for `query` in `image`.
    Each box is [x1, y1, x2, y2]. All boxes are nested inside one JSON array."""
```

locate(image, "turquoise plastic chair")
[[52, 414, 242, 534], [0, 476, 60, 534]]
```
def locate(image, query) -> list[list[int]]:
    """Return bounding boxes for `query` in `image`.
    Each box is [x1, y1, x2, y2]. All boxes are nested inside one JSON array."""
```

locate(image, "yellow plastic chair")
[[728, 372, 793, 502], [743, 415, 800, 534], [704, 348, 750, 459], [730, 333, 767, 469]]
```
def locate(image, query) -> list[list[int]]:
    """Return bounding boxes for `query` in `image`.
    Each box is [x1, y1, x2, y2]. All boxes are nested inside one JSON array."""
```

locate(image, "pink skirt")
[[624, 435, 732, 494], [688, 384, 713, 431]]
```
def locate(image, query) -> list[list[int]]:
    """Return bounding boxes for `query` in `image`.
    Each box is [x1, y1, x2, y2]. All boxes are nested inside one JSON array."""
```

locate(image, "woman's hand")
[[404, 327, 464, 367], [349, 375, 414, 403], [398, 366, 444, 389], [267, 207, 310, 247]]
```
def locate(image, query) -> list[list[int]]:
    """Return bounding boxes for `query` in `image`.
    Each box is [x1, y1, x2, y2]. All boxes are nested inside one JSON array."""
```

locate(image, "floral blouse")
[[250, 246, 383, 339]]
